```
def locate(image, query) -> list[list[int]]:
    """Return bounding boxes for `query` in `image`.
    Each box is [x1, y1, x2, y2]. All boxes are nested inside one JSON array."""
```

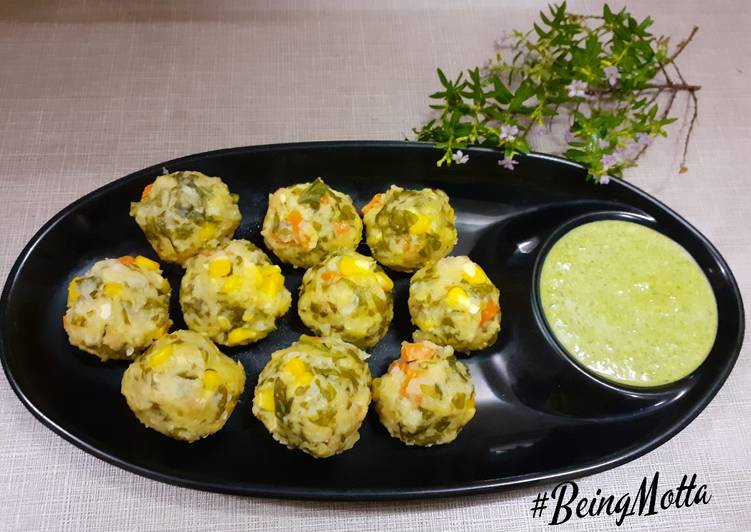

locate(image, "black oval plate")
[[0, 141, 743, 500]]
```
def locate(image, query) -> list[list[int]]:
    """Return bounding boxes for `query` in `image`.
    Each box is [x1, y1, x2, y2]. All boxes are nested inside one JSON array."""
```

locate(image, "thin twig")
[[668, 26, 699, 63], [570, 13, 604, 20], [680, 90, 699, 173], [659, 63, 674, 85], [672, 60, 689, 86], [669, 60, 699, 172], [660, 90, 678, 127], [585, 82, 701, 96]]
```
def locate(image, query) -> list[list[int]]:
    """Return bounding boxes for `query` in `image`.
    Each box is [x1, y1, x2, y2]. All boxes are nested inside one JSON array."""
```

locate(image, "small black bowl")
[[530, 210, 709, 398]]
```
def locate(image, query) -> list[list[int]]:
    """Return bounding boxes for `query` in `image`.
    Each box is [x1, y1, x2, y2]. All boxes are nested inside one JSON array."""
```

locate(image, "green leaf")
[[491, 77, 513, 103], [509, 81, 536, 112], [299, 177, 330, 209], [437, 68, 450, 89]]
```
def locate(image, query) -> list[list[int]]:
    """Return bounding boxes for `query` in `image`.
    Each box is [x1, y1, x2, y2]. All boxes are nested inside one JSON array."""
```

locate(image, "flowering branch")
[[413, 2, 701, 183]]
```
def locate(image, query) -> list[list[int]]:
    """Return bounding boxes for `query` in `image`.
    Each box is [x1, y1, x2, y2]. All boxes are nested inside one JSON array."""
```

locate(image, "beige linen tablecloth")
[[0, 1, 748, 530]]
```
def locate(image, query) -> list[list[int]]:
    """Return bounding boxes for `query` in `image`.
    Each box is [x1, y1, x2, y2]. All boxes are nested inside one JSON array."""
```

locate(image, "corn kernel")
[[339, 255, 369, 276], [283, 358, 314, 387], [147, 345, 174, 369], [295, 372, 313, 387], [103, 283, 124, 297], [375, 271, 394, 291], [258, 278, 279, 297], [198, 222, 216, 240], [209, 257, 232, 277], [447, 286, 470, 310], [256, 386, 275, 411], [409, 213, 432, 234], [203, 369, 220, 391], [135, 255, 160, 271], [221, 275, 244, 293], [67, 278, 80, 304], [283, 358, 307, 376], [227, 327, 257, 344], [258, 266, 284, 297], [462, 261, 489, 285]]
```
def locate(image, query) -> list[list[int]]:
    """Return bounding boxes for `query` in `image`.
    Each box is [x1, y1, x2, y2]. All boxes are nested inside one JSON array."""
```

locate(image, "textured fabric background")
[[0, 1, 749, 530]]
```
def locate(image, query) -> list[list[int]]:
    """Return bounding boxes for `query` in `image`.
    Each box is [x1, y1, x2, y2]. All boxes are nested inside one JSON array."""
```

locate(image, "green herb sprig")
[[414, 2, 700, 182]]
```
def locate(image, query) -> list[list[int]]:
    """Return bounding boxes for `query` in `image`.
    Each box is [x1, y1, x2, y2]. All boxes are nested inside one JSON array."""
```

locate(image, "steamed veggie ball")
[[252, 335, 372, 458], [362, 185, 458, 272], [261, 178, 362, 268], [298, 251, 394, 348], [180, 239, 291, 346], [130, 171, 241, 265], [121, 330, 246, 442], [409, 256, 501, 353], [372, 341, 476, 446], [63, 255, 172, 362]]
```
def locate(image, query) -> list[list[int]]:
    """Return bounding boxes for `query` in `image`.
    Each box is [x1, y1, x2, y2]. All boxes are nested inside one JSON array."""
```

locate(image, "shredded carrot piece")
[[320, 193, 330, 205], [141, 183, 154, 200], [402, 342, 434, 363], [117, 256, 136, 266], [480, 298, 500, 327], [321, 270, 340, 283], [394, 342, 435, 402], [334, 221, 349, 236], [287, 210, 303, 227], [361, 193, 383, 215], [286, 210, 308, 245]]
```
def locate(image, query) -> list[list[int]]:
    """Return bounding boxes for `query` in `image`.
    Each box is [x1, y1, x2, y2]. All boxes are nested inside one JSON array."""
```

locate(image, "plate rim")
[[0, 140, 744, 500]]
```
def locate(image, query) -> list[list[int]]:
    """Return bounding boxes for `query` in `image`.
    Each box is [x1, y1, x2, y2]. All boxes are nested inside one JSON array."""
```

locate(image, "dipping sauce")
[[539, 220, 718, 388]]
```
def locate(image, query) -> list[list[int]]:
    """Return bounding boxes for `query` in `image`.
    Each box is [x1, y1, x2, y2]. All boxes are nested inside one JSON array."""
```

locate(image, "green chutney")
[[539, 220, 718, 388]]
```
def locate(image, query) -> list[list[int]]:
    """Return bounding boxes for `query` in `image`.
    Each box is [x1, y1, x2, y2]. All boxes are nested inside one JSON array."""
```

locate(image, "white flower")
[[600, 154, 618, 172], [499, 124, 519, 142], [452, 150, 469, 164], [498, 155, 518, 170], [604, 66, 620, 87], [597, 155, 616, 185], [567, 79, 588, 98]]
